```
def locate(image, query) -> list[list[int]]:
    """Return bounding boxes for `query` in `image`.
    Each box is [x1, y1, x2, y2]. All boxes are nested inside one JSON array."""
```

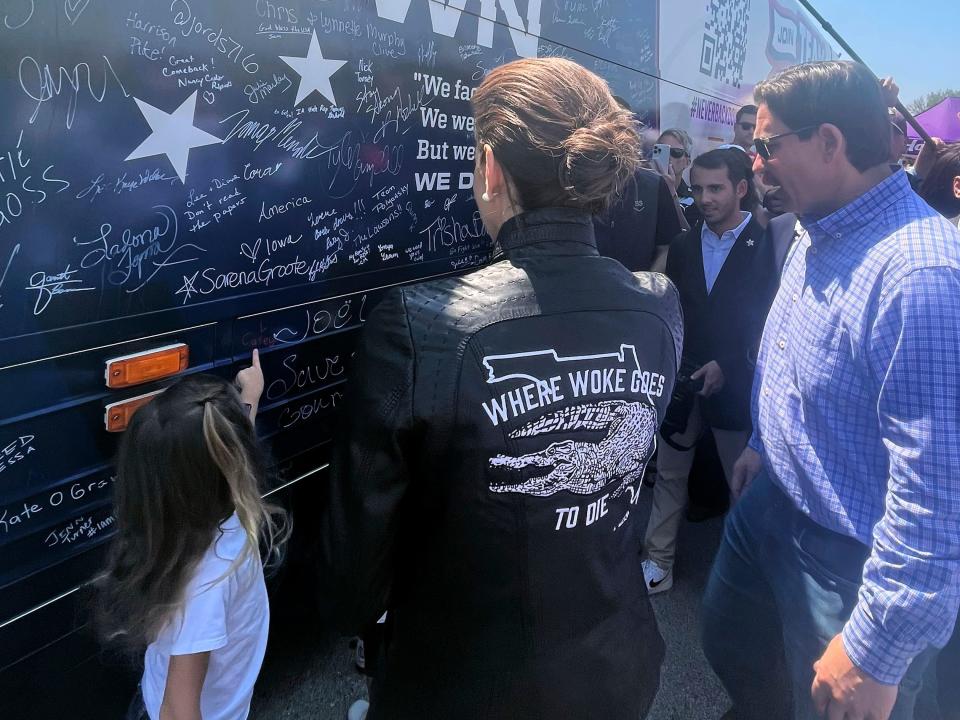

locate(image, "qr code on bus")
[[699, 0, 751, 88]]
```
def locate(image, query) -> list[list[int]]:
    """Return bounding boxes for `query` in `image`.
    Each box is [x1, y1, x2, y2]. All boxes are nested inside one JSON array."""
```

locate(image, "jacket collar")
[[494, 207, 599, 258], [687, 217, 764, 299]]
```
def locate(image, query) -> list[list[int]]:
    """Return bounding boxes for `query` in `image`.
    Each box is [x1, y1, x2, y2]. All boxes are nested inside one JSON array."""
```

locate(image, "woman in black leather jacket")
[[321, 57, 683, 720]]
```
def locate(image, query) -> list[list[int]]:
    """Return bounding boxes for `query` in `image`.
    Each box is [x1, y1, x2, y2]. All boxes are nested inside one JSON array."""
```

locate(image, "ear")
[[735, 178, 748, 200], [817, 123, 844, 164], [953, 175, 960, 200], [482, 144, 507, 198]]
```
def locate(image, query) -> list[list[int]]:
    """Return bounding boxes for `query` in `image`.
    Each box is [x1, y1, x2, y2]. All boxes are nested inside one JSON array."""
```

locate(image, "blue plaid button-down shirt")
[[749, 171, 960, 684]]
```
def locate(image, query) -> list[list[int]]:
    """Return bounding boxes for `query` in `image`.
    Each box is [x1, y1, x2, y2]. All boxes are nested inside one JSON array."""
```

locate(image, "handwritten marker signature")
[[25, 265, 94, 315], [18, 55, 130, 130], [0, 244, 21, 310]]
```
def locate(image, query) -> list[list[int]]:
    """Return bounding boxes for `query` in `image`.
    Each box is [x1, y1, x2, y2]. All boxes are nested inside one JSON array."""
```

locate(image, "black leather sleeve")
[[319, 287, 416, 634], [633, 270, 684, 376]]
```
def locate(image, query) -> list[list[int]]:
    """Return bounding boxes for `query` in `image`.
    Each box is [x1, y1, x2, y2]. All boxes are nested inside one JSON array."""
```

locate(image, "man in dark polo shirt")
[[594, 98, 686, 272], [594, 168, 685, 271]]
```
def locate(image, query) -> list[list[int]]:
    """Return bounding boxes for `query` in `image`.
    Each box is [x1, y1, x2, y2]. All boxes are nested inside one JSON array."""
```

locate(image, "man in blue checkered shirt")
[[700, 61, 960, 720]]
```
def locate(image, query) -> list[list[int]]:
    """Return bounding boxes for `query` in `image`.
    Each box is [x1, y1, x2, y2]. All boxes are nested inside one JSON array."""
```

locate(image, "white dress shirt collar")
[[701, 211, 752, 293]]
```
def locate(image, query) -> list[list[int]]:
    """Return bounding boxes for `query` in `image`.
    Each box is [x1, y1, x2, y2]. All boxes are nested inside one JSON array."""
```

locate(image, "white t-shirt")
[[141, 513, 269, 720]]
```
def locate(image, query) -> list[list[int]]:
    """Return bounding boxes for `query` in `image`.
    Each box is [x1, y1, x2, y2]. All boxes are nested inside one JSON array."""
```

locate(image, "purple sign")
[[907, 96, 960, 142]]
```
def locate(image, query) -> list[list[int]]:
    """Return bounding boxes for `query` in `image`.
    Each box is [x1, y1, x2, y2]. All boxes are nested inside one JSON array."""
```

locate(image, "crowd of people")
[[91, 56, 960, 720]]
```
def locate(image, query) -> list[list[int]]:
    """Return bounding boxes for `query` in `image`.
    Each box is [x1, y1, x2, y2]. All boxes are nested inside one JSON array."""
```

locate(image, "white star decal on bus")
[[125, 92, 222, 183], [279, 31, 348, 106]]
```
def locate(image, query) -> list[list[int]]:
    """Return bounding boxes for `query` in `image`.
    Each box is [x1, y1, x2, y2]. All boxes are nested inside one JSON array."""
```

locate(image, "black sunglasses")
[[754, 124, 821, 160], [738, 121, 756, 131], [669, 147, 689, 159]]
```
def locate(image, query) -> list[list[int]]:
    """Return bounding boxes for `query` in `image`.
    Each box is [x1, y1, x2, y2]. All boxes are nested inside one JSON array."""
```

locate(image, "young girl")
[[95, 350, 287, 720]]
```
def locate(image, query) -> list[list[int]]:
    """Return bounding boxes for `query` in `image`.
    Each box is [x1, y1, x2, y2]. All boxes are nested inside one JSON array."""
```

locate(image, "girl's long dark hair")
[[92, 374, 287, 653]]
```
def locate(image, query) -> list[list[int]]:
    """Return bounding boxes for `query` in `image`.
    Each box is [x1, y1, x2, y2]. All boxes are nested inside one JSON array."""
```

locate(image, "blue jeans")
[[701, 472, 933, 719]]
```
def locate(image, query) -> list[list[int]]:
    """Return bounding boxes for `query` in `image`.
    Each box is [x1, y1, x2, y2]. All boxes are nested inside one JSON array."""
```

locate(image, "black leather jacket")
[[321, 208, 683, 719]]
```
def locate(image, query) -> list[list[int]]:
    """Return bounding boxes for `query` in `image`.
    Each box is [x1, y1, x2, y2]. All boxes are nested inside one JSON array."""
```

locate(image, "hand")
[[730, 446, 762, 499], [235, 349, 264, 418], [914, 136, 943, 181], [653, 158, 678, 189], [691, 360, 724, 397], [879, 77, 900, 108], [812, 634, 898, 720]]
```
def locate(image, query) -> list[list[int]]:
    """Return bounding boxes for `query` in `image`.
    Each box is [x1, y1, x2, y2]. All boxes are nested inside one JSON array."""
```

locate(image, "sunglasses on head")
[[669, 147, 689, 159], [754, 124, 821, 160], [738, 121, 756, 131]]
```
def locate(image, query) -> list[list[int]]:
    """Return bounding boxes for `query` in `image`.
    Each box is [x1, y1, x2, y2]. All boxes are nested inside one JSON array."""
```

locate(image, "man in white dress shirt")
[[641, 149, 778, 594]]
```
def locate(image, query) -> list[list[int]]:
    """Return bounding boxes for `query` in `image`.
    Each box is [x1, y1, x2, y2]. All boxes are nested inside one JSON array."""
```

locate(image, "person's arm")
[[654, 174, 688, 245], [235, 349, 263, 423], [159, 652, 210, 720], [914, 136, 944, 184], [732, 326, 770, 498], [319, 288, 416, 634], [650, 244, 669, 273], [879, 76, 900, 108], [837, 267, 960, 684], [662, 229, 685, 282]]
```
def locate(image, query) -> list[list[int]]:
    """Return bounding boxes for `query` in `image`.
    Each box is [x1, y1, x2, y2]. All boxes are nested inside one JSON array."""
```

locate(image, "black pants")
[[125, 686, 148, 720]]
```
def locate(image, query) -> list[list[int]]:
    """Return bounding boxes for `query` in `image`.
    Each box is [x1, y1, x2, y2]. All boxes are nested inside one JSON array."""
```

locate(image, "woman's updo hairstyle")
[[471, 57, 641, 214]]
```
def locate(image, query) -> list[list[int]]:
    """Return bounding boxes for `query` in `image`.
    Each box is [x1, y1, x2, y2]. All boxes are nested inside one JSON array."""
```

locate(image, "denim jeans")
[[939, 621, 960, 719], [701, 471, 933, 719]]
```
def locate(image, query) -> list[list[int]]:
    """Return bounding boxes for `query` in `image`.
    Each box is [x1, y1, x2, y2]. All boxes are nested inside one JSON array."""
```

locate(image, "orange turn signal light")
[[105, 343, 188, 389], [104, 389, 165, 432]]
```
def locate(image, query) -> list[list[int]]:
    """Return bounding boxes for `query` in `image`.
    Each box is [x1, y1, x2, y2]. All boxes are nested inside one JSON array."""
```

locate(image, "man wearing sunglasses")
[[701, 60, 960, 720], [732, 104, 757, 152], [887, 107, 921, 190]]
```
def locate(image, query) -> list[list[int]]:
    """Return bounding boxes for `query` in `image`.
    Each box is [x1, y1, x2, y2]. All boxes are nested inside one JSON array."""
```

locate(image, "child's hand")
[[235, 349, 264, 419]]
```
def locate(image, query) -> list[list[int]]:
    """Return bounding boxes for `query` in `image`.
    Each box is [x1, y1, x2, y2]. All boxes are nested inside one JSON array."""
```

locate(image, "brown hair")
[[754, 61, 889, 172], [692, 148, 759, 213], [471, 58, 640, 213]]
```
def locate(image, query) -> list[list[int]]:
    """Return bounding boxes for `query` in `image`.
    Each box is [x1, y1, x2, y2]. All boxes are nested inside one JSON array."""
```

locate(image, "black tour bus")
[[0, 0, 835, 712]]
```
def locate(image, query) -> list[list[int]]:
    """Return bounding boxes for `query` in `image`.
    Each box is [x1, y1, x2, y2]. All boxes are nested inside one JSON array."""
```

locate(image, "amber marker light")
[[104, 343, 189, 389], [104, 389, 165, 432]]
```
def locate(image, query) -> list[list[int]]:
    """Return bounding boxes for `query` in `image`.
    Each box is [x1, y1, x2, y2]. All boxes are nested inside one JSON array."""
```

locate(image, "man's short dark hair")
[[692, 148, 752, 186], [691, 148, 759, 212], [919, 142, 960, 218], [754, 60, 889, 172], [736, 104, 757, 122]]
